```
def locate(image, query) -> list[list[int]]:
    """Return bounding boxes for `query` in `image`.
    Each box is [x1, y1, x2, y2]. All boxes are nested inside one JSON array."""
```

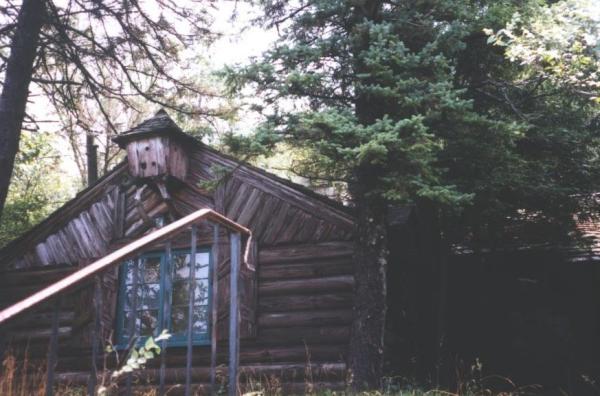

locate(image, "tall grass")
[[0, 347, 547, 396]]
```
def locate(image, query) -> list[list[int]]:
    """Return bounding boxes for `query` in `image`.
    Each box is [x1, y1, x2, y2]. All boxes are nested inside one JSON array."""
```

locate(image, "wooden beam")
[[0, 209, 251, 325]]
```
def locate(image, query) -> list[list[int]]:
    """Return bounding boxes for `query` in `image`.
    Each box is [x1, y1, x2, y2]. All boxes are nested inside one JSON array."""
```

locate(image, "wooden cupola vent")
[[113, 109, 192, 185]]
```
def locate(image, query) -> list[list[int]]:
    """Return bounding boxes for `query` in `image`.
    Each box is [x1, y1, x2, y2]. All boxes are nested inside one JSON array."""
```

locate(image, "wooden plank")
[[196, 148, 353, 230], [223, 177, 242, 212], [235, 188, 263, 227], [261, 202, 291, 245], [256, 326, 351, 345], [0, 266, 75, 286], [259, 275, 354, 297], [19, 343, 347, 371], [7, 311, 74, 330], [248, 195, 276, 240], [258, 242, 354, 264], [111, 381, 346, 396], [112, 189, 126, 240], [226, 183, 251, 220], [275, 207, 303, 243], [259, 293, 353, 312], [296, 215, 321, 244], [0, 163, 127, 270], [258, 257, 352, 281], [56, 363, 346, 385], [258, 310, 353, 328]]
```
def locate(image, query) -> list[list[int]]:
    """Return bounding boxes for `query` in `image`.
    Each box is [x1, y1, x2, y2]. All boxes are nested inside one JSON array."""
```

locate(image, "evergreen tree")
[[225, 0, 600, 388], [224, 0, 510, 388]]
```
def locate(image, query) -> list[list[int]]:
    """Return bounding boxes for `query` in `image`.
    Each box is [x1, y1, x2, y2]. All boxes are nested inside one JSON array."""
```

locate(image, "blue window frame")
[[116, 248, 212, 347]]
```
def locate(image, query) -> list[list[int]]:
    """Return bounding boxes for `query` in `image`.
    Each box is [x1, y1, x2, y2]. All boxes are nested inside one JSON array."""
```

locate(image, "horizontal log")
[[258, 257, 352, 280], [56, 362, 346, 385], [0, 266, 75, 287], [8, 326, 71, 341], [259, 293, 353, 312], [16, 344, 348, 371], [256, 326, 350, 345], [258, 310, 353, 328], [259, 242, 354, 264], [121, 380, 346, 396], [7, 311, 74, 331], [259, 275, 354, 296]]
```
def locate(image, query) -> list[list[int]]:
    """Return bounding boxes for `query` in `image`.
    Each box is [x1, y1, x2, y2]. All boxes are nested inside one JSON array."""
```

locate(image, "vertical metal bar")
[[159, 242, 172, 396], [185, 225, 198, 396], [45, 298, 60, 396], [210, 224, 220, 394], [228, 232, 241, 396], [126, 258, 140, 396], [87, 277, 102, 395]]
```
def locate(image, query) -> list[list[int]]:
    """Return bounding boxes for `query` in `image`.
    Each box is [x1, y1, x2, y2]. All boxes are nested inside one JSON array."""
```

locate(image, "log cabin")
[[4, 110, 596, 395], [0, 110, 362, 395]]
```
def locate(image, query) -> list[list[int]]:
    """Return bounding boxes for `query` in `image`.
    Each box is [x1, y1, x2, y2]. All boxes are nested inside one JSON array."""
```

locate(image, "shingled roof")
[[112, 109, 194, 147]]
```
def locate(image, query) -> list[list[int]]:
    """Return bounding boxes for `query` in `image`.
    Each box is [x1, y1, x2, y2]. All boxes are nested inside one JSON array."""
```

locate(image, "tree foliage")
[[226, 0, 600, 248], [0, 0, 228, 216], [0, 131, 73, 247]]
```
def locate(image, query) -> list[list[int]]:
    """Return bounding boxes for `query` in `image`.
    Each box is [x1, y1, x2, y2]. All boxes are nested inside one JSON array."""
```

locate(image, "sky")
[[28, 0, 278, 188], [206, 1, 276, 68]]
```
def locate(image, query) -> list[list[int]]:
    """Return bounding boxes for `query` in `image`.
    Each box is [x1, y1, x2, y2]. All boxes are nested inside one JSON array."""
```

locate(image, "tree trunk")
[[0, 0, 45, 218], [347, 0, 388, 390], [348, 176, 388, 390]]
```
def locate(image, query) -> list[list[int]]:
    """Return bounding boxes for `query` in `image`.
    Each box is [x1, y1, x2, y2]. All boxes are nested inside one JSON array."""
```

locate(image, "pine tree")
[[225, 0, 498, 388], [225, 0, 600, 388]]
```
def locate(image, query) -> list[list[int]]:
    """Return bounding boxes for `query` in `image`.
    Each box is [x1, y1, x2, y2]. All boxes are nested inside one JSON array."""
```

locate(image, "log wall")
[[0, 141, 356, 392]]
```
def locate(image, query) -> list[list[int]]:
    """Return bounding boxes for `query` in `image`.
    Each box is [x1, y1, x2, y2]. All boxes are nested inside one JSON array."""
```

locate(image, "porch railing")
[[0, 208, 252, 396]]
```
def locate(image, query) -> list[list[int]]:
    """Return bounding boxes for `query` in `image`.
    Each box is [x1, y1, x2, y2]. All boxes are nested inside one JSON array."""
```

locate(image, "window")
[[116, 248, 211, 347]]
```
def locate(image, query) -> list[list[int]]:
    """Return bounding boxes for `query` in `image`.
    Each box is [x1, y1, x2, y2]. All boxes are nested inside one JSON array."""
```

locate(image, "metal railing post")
[[185, 226, 198, 396], [125, 257, 140, 396], [228, 232, 241, 396], [87, 277, 102, 395], [210, 223, 220, 394], [159, 242, 172, 396], [45, 298, 60, 396]]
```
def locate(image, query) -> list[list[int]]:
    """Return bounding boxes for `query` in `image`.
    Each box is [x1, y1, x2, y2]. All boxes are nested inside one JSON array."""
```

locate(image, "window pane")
[[123, 260, 138, 285], [120, 250, 211, 345], [140, 283, 160, 309], [172, 254, 189, 281], [170, 306, 187, 334], [143, 256, 161, 283], [193, 306, 209, 334], [139, 310, 159, 337], [122, 310, 137, 337], [171, 280, 209, 306], [171, 280, 188, 306], [172, 252, 210, 281], [170, 306, 209, 337], [195, 280, 209, 305]]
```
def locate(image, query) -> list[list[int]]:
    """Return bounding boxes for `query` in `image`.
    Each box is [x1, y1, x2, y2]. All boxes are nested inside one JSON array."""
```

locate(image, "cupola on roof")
[[112, 109, 191, 182]]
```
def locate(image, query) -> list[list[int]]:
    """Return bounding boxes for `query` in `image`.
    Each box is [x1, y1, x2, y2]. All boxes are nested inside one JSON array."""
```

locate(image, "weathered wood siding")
[[0, 141, 355, 391]]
